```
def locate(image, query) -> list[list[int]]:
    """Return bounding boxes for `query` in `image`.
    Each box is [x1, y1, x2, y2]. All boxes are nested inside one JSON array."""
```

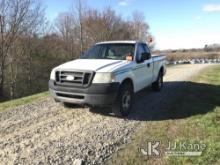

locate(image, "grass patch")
[[0, 92, 49, 112], [106, 65, 220, 165]]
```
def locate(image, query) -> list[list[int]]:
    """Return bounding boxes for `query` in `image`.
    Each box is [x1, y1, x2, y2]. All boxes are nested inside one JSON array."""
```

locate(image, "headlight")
[[50, 69, 56, 80], [92, 73, 116, 83]]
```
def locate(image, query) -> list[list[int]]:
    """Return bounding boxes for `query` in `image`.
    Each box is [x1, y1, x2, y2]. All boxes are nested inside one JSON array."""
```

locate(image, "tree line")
[[0, 0, 151, 102]]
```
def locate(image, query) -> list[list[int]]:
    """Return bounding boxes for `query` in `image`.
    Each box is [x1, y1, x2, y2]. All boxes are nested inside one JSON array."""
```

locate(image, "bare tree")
[[72, 0, 87, 54], [25, 2, 45, 90], [131, 11, 149, 41], [78, 0, 83, 53], [0, 0, 45, 98], [8, 40, 25, 99], [55, 13, 73, 42], [0, 2, 152, 102], [82, 7, 145, 44], [55, 12, 78, 58], [55, 0, 87, 57]]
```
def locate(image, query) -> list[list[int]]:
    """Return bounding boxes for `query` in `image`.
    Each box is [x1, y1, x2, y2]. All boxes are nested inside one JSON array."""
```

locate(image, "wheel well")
[[120, 78, 134, 92]]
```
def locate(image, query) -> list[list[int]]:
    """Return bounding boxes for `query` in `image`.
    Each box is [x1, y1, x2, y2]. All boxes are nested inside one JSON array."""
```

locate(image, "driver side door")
[[133, 43, 149, 91]]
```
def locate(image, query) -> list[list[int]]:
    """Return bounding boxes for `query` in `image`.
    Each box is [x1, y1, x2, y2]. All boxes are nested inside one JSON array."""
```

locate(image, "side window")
[[136, 44, 146, 61], [142, 44, 151, 55]]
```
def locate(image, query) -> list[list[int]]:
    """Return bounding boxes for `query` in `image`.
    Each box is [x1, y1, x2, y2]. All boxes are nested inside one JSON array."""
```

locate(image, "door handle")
[[147, 63, 150, 67]]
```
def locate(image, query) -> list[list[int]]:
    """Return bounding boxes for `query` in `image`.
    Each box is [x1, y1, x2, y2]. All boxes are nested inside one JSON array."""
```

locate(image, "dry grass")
[[166, 51, 220, 61]]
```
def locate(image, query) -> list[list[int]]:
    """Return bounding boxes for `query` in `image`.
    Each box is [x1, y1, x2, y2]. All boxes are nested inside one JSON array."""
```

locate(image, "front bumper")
[[49, 80, 120, 106]]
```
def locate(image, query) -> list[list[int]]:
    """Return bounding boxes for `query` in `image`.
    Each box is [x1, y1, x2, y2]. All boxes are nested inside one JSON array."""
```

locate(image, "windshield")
[[80, 43, 135, 60]]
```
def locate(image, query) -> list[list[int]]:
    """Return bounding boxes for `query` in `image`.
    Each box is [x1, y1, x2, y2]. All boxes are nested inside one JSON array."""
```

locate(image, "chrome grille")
[[55, 70, 94, 87]]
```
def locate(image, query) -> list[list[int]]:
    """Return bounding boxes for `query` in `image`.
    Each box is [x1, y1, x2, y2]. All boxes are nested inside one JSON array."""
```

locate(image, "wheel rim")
[[122, 90, 131, 112]]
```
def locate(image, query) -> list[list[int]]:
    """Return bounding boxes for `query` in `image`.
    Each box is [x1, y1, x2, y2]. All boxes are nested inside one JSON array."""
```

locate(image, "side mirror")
[[139, 52, 151, 62]]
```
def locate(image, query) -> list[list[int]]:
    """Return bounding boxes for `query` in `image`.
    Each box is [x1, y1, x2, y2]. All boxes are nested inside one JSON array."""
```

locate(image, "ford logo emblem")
[[66, 75, 75, 81]]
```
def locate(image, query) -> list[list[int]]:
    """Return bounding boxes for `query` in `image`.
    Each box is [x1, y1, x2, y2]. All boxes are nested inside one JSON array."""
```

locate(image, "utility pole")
[[79, 0, 83, 54]]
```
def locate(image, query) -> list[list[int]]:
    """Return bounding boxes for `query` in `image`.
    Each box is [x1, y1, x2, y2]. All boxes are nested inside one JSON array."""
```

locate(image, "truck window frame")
[[136, 43, 148, 63], [142, 43, 151, 58]]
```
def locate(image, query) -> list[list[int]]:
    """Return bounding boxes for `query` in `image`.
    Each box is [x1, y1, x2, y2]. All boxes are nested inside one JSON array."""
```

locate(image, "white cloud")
[[119, 0, 129, 6], [203, 4, 220, 12], [119, 2, 128, 6]]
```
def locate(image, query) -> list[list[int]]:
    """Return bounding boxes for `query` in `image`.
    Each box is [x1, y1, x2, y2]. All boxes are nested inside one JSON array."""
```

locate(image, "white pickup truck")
[[49, 41, 166, 116]]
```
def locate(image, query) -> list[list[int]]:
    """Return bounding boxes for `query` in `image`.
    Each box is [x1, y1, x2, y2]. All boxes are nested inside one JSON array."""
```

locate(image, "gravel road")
[[0, 64, 212, 165]]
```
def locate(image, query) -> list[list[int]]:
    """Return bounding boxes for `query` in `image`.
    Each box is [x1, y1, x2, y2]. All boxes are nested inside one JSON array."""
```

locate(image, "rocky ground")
[[167, 58, 220, 65], [0, 64, 213, 165]]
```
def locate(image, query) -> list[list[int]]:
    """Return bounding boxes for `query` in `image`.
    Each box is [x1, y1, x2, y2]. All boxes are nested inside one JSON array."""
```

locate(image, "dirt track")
[[0, 64, 212, 165]]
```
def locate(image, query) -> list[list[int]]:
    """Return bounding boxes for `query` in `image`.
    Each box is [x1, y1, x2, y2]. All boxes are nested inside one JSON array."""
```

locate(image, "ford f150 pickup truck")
[[49, 41, 166, 116]]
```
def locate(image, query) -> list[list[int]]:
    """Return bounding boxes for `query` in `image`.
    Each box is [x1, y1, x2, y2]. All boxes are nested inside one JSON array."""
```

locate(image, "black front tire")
[[152, 72, 163, 91], [112, 83, 133, 117]]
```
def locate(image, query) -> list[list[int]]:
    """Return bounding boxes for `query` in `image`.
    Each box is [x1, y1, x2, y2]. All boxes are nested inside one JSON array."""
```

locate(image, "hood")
[[56, 59, 129, 72]]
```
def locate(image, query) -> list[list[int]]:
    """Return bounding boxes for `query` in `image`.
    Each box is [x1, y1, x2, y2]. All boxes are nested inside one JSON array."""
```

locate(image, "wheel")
[[112, 83, 133, 117], [152, 71, 163, 91]]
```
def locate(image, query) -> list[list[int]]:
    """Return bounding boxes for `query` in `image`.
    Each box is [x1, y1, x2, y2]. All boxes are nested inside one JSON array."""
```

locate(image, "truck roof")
[[96, 40, 146, 45]]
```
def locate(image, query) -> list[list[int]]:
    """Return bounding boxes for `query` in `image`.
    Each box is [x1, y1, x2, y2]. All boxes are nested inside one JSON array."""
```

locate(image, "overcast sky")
[[44, 0, 220, 50]]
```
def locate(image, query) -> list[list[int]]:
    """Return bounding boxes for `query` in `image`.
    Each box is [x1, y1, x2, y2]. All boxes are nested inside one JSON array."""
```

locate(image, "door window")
[[136, 44, 146, 62], [142, 44, 151, 58]]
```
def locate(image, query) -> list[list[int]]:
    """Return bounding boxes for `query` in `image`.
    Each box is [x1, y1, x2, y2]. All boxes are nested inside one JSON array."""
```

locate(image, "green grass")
[[0, 92, 49, 112], [106, 65, 220, 165]]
